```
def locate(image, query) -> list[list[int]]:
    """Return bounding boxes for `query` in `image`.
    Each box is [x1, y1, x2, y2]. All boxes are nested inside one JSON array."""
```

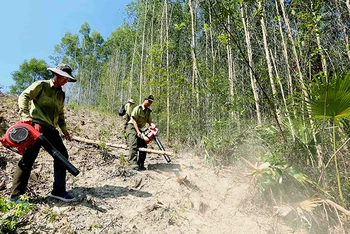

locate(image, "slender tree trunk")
[[121, 53, 127, 107], [275, 0, 294, 98], [129, 16, 141, 99], [165, 0, 170, 141], [139, 0, 149, 101], [150, 1, 156, 95], [241, 4, 261, 125], [188, 0, 200, 114], [270, 48, 296, 140], [334, 0, 350, 60], [109, 47, 120, 112], [316, 35, 327, 77], [226, 15, 236, 122], [274, 0, 296, 138], [259, 0, 283, 126], [208, 5, 216, 120], [209, 5, 215, 77], [279, 0, 305, 90], [279, 0, 323, 166]]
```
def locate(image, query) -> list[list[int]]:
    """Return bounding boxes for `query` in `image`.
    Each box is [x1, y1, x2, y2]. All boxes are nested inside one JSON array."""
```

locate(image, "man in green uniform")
[[126, 95, 156, 170], [123, 99, 135, 133], [9, 63, 76, 202]]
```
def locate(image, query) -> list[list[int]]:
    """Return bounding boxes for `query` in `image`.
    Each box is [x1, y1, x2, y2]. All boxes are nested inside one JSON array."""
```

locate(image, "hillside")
[[0, 94, 307, 234]]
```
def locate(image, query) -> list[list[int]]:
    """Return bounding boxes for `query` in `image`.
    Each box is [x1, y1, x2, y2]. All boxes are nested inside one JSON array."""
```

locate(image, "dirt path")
[[23, 150, 295, 234], [0, 95, 303, 233]]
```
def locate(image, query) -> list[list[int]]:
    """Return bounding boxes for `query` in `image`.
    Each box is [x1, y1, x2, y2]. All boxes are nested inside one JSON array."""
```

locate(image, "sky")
[[0, 0, 133, 90]]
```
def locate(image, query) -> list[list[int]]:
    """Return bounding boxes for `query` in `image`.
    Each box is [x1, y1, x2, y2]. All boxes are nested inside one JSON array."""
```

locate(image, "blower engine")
[[1, 122, 41, 155], [142, 127, 171, 163], [142, 127, 159, 144], [0, 122, 80, 176]]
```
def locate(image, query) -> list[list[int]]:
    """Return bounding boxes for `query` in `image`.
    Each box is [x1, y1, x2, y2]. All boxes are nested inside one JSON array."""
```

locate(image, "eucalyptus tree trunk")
[[139, 0, 149, 101], [188, 0, 200, 113], [274, 1, 294, 98], [129, 37, 137, 97], [164, 0, 170, 141], [209, 5, 215, 77], [240, 4, 261, 125], [334, 0, 350, 60], [270, 48, 296, 140], [78, 39, 86, 105], [120, 52, 128, 109], [279, 0, 304, 90], [226, 15, 236, 122], [279, 0, 322, 166], [208, 5, 216, 119], [150, 1, 156, 89], [258, 0, 283, 127], [106, 47, 120, 112], [274, 0, 296, 138], [315, 29, 328, 76], [89, 45, 95, 106], [128, 16, 141, 98]]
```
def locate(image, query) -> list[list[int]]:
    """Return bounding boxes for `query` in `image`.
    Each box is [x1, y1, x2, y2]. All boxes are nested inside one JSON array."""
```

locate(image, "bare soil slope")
[[0, 94, 305, 234]]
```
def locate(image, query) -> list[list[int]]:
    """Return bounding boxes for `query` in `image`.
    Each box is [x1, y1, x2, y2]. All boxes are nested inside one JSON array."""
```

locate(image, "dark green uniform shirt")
[[128, 104, 152, 128], [18, 79, 67, 131], [125, 103, 133, 117]]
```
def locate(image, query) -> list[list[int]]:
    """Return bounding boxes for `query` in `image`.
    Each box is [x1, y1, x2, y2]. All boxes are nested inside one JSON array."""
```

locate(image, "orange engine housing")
[[143, 127, 159, 144], [0, 122, 42, 155]]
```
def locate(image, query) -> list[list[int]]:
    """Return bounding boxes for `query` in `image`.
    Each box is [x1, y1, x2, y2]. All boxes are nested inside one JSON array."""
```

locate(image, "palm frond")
[[305, 71, 350, 121]]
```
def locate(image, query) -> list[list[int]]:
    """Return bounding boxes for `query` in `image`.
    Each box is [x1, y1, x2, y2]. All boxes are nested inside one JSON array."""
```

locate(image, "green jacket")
[[125, 103, 134, 117], [18, 79, 67, 131], [128, 104, 152, 129]]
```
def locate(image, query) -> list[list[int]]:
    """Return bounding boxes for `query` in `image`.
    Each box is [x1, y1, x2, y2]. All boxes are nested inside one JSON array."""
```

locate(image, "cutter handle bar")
[[38, 136, 80, 176]]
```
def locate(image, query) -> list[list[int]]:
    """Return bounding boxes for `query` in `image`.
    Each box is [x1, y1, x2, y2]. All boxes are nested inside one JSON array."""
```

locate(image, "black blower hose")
[[38, 136, 80, 176], [155, 136, 171, 163]]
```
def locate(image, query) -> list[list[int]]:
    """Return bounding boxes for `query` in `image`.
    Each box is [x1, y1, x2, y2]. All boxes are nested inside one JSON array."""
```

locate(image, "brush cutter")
[[0, 122, 80, 176], [142, 127, 171, 163]]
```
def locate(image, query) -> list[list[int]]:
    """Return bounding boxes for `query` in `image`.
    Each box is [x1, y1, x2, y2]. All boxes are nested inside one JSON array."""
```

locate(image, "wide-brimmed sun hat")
[[47, 63, 77, 82], [128, 99, 135, 104]]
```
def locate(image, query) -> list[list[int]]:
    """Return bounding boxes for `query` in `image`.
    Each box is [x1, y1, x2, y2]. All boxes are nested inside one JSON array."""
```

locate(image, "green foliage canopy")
[[10, 58, 51, 95]]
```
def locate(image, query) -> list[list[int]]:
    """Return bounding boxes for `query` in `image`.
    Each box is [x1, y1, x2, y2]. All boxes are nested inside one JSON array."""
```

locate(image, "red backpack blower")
[[0, 122, 79, 176], [142, 127, 171, 163]]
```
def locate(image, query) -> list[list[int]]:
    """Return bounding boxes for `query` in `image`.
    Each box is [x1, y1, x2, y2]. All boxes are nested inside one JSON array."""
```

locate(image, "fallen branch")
[[72, 136, 128, 149], [72, 136, 174, 156], [138, 147, 174, 156], [325, 199, 350, 216]]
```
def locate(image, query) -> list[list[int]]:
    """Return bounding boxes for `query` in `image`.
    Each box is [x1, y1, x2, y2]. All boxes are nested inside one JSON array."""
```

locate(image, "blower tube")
[[155, 136, 171, 163], [38, 135, 80, 176]]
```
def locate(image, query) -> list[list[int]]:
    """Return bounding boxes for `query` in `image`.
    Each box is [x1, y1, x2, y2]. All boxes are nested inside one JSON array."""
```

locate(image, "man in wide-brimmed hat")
[[47, 63, 77, 82], [125, 99, 135, 121], [9, 63, 77, 202], [126, 95, 156, 171], [123, 98, 136, 135]]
